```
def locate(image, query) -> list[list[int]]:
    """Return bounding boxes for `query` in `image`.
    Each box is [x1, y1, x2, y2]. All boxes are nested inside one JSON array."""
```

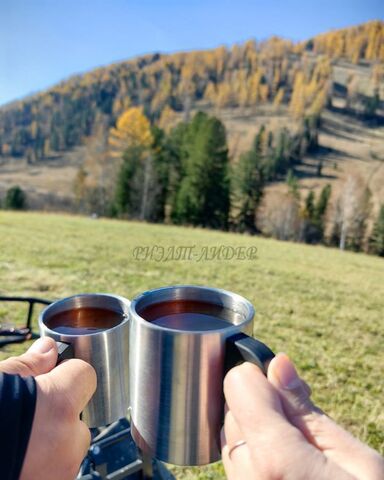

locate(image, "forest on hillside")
[[0, 20, 383, 162], [1, 21, 384, 257]]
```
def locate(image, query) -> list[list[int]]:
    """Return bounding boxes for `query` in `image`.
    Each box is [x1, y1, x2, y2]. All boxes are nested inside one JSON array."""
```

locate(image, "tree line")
[[3, 105, 384, 258], [66, 107, 384, 257]]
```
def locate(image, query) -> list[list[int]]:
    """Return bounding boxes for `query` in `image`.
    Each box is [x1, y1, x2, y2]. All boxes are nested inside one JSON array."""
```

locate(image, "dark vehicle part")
[[0, 296, 51, 347]]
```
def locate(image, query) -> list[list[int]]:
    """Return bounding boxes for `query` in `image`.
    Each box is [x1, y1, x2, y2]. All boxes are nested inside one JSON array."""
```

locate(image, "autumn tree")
[[260, 190, 301, 241], [110, 107, 168, 220], [289, 72, 306, 118], [273, 87, 284, 108], [109, 107, 153, 156], [73, 166, 88, 211], [330, 175, 372, 251], [158, 106, 178, 132]]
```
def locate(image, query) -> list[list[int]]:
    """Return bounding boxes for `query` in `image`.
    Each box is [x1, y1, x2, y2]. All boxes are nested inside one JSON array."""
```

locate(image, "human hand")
[[0, 337, 96, 480], [222, 353, 384, 480]]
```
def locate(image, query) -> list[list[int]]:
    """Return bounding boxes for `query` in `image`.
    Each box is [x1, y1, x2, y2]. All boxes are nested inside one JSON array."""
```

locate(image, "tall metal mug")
[[39, 293, 130, 428], [129, 285, 275, 466]]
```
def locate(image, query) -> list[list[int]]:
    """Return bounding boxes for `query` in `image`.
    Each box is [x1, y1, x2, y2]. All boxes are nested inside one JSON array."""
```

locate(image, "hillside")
[[0, 20, 383, 214], [0, 211, 383, 479]]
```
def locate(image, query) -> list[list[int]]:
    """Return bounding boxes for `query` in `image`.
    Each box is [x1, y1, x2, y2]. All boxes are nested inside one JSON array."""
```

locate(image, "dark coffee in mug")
[[139, 299, 243, 331], [47, 307, 123, 335]]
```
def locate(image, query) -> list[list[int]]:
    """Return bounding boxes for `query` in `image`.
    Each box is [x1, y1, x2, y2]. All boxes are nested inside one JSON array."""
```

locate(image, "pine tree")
[[171, 112, 230, 229], [305, 191, 315, 219], [369, 204, 384, 256], [114, 146, 143, 217], [316, 184, 332, 219], [286, 169, 300, 200], [5, 186, 27, 210], [301, 184, 331, 244], [234, 144, 265, 233]]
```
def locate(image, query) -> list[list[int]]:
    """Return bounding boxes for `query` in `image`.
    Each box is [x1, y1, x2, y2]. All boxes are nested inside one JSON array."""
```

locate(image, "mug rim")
[[130, 284, 255, 335], [39, 293, 131, 338]]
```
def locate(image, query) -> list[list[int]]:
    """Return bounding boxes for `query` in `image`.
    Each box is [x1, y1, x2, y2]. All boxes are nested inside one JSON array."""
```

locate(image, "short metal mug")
[[129, 285, 275, 466], [39, 293, 130, 428]]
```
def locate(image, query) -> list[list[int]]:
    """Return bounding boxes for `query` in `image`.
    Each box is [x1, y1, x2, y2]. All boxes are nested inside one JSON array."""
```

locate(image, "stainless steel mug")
[[39, 293, 130, 428], [129, 285, 275, 466]]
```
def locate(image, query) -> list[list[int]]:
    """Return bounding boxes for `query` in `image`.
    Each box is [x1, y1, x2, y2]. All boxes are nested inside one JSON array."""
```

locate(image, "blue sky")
[[0, 0, 382, 106]]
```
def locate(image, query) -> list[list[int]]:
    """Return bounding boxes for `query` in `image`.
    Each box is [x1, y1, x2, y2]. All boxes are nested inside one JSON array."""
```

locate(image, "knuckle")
[[0, 356, 29, 375], [224, 364, 243, 390], [302, 411, 327, 434], [224, 362, 259, 392], [20, 353, 45, 375]]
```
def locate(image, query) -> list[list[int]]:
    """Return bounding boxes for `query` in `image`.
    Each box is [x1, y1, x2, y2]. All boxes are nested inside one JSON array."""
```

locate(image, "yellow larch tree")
[[308, 85, 329, 117], [273, 87, 285, 108], [290, 71, 306, 119], [259, 83, 270, 103], [108, 107, 153, 159], [216, 83, 233, 108], [204, 82, 217, 104], [248, 71, 262, 105], [158, 106, 178, 132]]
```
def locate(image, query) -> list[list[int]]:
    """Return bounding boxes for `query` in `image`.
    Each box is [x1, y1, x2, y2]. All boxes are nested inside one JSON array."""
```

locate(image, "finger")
[[0, 337, 58, 376], [224, 362, 291, 439], [224, 362, 326, 479], [267, 353, 320, 418], [269, 353, 384, 480], [221, 411, 254, 480], [223, 408, 244, 447], [46, 359, 97, 415]]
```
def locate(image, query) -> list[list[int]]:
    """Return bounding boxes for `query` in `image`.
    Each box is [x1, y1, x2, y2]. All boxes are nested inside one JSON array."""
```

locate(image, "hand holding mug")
[[0, 337, 96, 480], [222, 354, 384, 480]]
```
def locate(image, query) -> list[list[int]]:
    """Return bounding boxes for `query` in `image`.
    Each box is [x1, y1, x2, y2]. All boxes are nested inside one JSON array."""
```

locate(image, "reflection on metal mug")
[[129, 285, 275, 466], [39, 293, 130, 428]]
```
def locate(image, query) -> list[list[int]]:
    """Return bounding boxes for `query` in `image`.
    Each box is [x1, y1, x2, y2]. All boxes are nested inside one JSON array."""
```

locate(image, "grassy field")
[[0, 211, 383, 478]]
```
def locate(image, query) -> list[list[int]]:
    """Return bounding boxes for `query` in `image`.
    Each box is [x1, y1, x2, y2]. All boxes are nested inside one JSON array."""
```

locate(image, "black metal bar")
[[26, 302, 34, 330], [0, 296, 52, 328], [92, 428, 132, 450], [0, 296, 52, 305], [0, 296, 52, 347]]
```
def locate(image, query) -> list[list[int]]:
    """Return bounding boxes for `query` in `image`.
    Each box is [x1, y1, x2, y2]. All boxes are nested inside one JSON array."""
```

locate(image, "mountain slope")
[[0, 20, 383, 212], [0, 21, 382, 161]]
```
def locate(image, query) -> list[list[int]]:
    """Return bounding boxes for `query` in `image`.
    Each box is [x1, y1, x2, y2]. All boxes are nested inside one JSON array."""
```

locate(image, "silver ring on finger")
[[228, 440, 247, 459]]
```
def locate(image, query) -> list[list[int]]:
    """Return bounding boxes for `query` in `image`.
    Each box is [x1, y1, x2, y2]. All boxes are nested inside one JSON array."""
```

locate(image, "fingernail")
[[28, 337, 54, 354], [276, 353, 302, 389]]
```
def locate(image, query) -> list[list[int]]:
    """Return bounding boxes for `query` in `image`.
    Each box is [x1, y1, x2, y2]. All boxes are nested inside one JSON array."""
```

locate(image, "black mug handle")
[[225, 332, 275, 376], [55, 341, 74, 364]]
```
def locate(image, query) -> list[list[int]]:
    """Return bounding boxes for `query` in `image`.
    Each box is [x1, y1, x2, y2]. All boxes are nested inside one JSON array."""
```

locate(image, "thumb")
[[0, 337, 58, 377], [269, 353, 384, 480]]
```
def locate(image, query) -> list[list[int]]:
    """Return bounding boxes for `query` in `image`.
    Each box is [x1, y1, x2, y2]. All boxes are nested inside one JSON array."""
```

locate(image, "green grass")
[[0, 211, 383, 478]]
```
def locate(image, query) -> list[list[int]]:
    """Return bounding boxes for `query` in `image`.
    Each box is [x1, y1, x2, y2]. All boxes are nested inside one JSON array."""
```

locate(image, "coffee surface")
[[139, 299, 240, 331], [48, 307, 123, 335]]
